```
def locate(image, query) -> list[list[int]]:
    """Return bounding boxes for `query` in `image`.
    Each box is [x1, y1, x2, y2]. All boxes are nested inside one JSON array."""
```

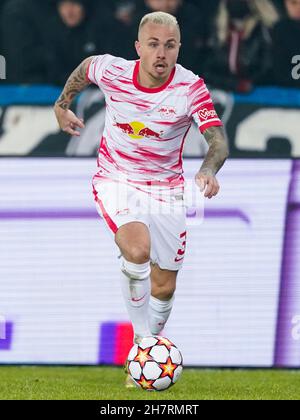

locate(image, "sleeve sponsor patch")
[[192, 102, 222, 133]]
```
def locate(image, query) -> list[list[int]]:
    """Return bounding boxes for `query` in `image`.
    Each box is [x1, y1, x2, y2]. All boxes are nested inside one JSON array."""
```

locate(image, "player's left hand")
[[195, 170, 220, 199]]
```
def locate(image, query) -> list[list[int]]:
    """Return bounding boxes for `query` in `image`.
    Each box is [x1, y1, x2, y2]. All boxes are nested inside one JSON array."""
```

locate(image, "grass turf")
[[0, 366, 299, 400]]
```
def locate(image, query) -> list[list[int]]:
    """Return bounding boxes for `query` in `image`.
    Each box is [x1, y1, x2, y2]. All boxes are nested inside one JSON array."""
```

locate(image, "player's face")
[[135, 23, 181, 84], [285, 0, 300, 20]]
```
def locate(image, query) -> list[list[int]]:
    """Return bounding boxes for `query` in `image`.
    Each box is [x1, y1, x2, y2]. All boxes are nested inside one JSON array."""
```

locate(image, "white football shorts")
[[92, 180, 187, 271]]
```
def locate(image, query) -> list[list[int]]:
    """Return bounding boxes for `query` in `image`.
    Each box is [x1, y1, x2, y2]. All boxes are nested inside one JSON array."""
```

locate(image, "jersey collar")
[[133, 60, 176, 93]]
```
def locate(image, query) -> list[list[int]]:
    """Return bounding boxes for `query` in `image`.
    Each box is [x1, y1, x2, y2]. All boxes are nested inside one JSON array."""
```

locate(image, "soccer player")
[[54, 11, 228, 365]]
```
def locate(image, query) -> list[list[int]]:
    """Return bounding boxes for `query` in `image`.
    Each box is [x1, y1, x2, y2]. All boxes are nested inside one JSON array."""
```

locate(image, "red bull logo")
[[158, 105, 176, 119], [113, 122, 135, 135], [114, 120, 163, 140]]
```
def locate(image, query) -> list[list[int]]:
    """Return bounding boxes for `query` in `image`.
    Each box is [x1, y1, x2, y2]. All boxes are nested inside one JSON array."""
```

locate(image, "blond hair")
[[138, 11, 180, 38], [216, 0, 279, 45]]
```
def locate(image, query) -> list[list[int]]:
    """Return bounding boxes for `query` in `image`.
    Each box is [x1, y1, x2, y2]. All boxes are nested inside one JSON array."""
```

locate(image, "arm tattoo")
[[55, 57, 93, 110], [200, 126, 229, 176]]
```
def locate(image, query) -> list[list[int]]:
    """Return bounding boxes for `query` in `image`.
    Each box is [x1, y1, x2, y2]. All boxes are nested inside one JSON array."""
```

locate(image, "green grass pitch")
[[0, 366, 299, 400]]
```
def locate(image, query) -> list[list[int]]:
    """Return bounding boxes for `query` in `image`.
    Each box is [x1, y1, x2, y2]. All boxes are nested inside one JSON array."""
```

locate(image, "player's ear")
[[135, 40, 141, 57]]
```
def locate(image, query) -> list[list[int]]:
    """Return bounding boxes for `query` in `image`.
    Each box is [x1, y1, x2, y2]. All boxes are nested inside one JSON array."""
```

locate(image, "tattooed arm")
[[195, 126, 229, 199], [54, 56, 93, 136]]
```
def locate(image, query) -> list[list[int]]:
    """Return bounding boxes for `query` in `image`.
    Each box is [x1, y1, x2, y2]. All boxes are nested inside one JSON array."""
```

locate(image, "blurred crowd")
[[0, 0, 299, 91]]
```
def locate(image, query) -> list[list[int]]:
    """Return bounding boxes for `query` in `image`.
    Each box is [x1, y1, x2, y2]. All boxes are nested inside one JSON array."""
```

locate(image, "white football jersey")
[[87, 54, 222, 189]]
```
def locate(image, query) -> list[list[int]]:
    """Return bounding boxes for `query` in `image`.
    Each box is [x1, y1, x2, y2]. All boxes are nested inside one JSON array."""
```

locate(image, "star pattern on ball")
[[159, 357, 178, 379], [134, 347, 152, 368], [156, 337, 174, 350], [137, 375, 155, 390]]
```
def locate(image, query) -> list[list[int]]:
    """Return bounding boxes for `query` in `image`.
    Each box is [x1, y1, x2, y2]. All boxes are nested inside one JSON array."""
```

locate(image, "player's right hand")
[[54, 105, 85, 137], [195, 170, 220, 199]]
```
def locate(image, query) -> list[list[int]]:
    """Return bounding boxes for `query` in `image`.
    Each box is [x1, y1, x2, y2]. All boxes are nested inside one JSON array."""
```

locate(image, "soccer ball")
[[126, 336, 183, 391]]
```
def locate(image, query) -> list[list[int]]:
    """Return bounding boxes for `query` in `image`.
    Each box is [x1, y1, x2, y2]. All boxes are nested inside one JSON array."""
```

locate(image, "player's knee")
[[152, 283, 176, 301], [126, 246, 150, 264]]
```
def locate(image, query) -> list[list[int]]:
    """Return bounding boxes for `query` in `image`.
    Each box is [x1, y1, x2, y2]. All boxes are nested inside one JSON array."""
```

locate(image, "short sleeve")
[[188, 78, 223, 134], [86, 54, 115, 87]]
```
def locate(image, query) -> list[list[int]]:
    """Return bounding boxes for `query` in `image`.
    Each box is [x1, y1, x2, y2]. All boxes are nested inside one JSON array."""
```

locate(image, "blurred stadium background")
[[0, 0, 300, 399]]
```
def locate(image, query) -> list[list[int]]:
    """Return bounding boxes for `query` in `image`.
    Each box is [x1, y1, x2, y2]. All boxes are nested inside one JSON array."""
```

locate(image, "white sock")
[[148, 295, 175, 336], [120, 258, 152, 342]]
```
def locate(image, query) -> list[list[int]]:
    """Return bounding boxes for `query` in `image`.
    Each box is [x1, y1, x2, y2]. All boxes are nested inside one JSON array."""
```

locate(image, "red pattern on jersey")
[[115, 149, 145, 163], [88, 55, 222, 188], [98, 136, 115, 165]]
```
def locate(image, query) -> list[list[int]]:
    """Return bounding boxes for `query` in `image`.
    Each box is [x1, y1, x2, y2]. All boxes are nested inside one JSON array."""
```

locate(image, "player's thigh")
[[150, 208, 187, 272], [151, 263, 178, 300], [115, 222, 151, 263], [93, 180, 151, 262]]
